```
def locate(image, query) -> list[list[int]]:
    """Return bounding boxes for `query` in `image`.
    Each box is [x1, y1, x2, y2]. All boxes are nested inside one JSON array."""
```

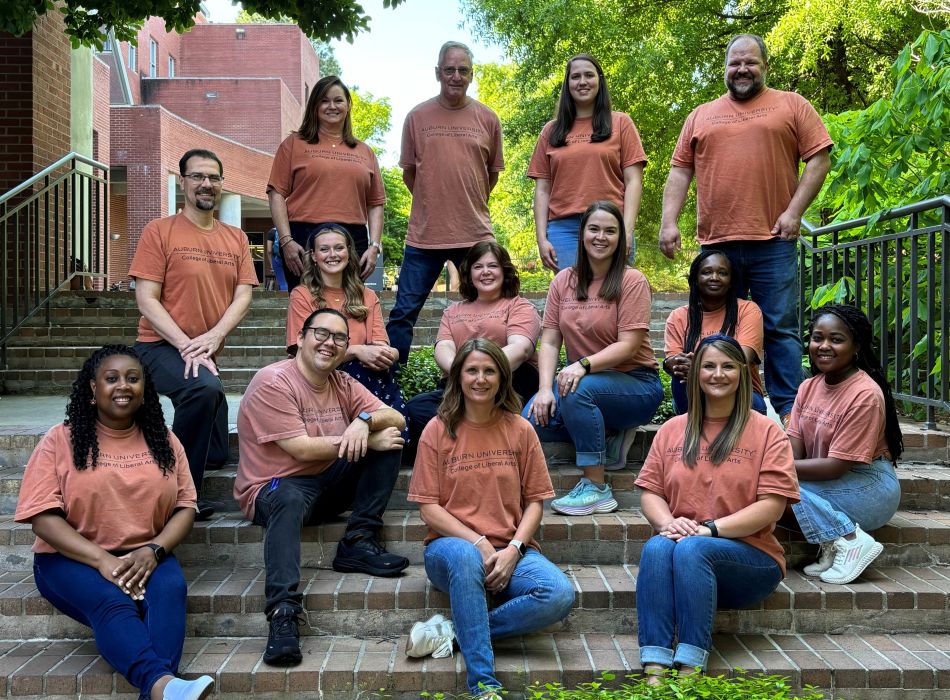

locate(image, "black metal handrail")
[[1, 153, 110, 368], [799, 195, 949, 428]]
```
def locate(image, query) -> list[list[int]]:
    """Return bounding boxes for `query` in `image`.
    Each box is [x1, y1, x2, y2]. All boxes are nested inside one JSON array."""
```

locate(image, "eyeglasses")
[[184, 173, 224, 184], [305, 326, 349, 347], [440, 66, 472, 78]]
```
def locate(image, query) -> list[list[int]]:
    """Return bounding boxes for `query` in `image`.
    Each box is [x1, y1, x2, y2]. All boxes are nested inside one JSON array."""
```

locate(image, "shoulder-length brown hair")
[[458, 241, 521, 302], [573, 200, 627, 302], [682, 335, 752, 467], [296, 76, 357, 147], [549, 53, 613, 147], [437, 338, 522, 439], [300, 224, 368, 322]]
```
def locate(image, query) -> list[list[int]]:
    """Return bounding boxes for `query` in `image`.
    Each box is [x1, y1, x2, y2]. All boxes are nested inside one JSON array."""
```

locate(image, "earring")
[[90, 398, 96, 405]]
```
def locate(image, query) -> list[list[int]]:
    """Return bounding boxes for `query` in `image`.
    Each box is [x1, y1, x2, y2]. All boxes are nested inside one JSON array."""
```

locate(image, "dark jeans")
[[252, 448, 402, 615], [283, 221, 369, 292], [405, 363, 540, 456], [34, 552, 187, 699], [135, 340, 228, 494], [386, 244, 471, 364], [704, 239, 802, 416]]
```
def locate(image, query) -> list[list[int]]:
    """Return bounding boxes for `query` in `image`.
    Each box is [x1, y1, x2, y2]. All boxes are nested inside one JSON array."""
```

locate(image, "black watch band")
[[702, 520, 719, 538], [146, 543, 166, 562], [579, 357, 592, 374]]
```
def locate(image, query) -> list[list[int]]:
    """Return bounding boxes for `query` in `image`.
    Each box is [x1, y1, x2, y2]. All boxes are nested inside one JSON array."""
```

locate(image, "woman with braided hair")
[[14, 345, 214, 700], [787, 304, 903, 585]]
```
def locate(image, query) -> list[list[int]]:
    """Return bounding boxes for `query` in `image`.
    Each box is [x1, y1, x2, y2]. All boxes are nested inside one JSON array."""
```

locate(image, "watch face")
[[358, 411, 372, 422]]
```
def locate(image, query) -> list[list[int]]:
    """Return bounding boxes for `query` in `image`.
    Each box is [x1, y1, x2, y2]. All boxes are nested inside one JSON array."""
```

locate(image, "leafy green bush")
[[397, 347, 442, 399], [653, 369, 675, 424], [414, 670, 828, 699]]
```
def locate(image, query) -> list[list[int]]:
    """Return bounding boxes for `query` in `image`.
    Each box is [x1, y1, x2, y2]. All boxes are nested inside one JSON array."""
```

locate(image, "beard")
[[194, 191, 216, 211], [726, 74, 764, 100]]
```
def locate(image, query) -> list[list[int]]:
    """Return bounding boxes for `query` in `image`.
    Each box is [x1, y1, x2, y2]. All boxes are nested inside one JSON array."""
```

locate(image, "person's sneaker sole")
[[263, 646, 303, 666], [819, 540, 884, 584], [332, 556, 409, 577], [551, 496, 619, 516]]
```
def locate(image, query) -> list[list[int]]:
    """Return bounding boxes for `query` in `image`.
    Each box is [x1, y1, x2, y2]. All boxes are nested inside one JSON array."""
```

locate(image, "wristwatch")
[[146, 543, 166, 562], [369, 240, 382, 252], [508, 539, 527, 557], [702, 520, 719, 538], [357, 411, 373, 424], [579, 357, 592, 374]]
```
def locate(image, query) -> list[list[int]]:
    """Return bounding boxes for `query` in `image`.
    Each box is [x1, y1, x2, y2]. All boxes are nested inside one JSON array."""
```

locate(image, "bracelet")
[[472, 535, 487, 547], [278, 237, 293, 248]]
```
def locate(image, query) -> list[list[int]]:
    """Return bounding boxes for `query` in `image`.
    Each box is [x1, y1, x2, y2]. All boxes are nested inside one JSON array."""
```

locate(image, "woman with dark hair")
[[268, 75, 386, 289], [285, 224, 405, 417], [787, 304, 903, 585], [404, 240, 540, 449], [636, 335, 798, 680], [406, 338, 574, 700], [14, 345, 213, 700], [529, 54, 647, 271], [524, 200, 663, 515], [664, 250, 766, 414]]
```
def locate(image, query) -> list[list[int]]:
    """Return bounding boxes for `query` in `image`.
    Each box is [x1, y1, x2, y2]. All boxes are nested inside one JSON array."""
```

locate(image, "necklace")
[[319, 130, 344, 148]]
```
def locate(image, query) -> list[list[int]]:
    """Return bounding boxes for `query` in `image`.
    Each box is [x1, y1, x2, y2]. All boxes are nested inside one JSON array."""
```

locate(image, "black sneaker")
[[263, 603, 302, 666], [332, 536, 409, 577], [196, 499, 224, 521]]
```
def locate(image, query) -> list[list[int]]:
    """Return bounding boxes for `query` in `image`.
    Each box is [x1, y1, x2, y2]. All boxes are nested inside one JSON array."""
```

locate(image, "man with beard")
[[658, 34, 832, 426], [130, 149, 259, 519]]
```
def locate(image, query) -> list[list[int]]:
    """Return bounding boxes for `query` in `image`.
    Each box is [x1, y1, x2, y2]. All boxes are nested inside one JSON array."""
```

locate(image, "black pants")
[[135, 340, 228, 495], [282, 221, 369, 292], [252, 449, 402, 615]]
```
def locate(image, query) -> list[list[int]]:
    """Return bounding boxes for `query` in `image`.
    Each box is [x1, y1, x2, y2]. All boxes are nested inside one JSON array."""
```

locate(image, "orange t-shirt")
[[285, 285, 388, 352], [527, 112, 647, 219], [543, 267, 657, 372], [408, 411, 555, 549], [235, 360, 382, 520], [664, 299, 764, 395], [636, 412, 799, 574], [14, 422, 196, 554], [267, 134, 386, 225], [671, 88, 833, 244], [436, 296, 541, 365], [787, 370, 889, 463], [130, 214, 259, 343], [400, 98, 504, 249]]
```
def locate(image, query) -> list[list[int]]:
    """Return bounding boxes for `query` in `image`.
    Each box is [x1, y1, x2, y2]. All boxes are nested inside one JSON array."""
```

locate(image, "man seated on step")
[[130, 148, 259, 521], [234, 308, 409, 666]]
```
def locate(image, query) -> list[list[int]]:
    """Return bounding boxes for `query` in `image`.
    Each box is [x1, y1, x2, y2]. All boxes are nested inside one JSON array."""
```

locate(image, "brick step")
[[3, 564, 949, 641], [0, 632, 946, 699], [3, 509, 949, 572]]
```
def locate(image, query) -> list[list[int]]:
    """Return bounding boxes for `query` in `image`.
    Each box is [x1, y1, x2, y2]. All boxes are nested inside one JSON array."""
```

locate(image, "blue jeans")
[[523, 368, 663, 467], [34, 552, 187, 698], [792, 458, 900, 544], [636, 535, 782, 671], [670, 375, 767, 415], [424, 537, 574, 695], [386, 245, 471, 364], [704, 239, 802, 417], [548, 215, 635, 271], [253, 449, 402, 615], [135, 340, 228, 495]]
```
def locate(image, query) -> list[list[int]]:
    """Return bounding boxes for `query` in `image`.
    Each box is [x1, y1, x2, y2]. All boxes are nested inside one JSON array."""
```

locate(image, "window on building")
[[149, 39, 157, 77], [128, 42, 136, 71], [102, 36, 113, 52], [168, 55, 176, 78]]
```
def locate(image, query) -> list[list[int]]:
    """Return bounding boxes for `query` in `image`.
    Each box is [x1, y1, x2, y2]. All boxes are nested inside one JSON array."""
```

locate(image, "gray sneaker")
[[406, 614, 456, 658]]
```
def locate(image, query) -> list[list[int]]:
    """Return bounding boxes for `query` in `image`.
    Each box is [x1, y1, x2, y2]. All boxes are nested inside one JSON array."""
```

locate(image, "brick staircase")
[[0, 290, 949, 698]]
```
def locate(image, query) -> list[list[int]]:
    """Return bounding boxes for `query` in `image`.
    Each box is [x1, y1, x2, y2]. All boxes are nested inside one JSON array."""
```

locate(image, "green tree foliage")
[[4, 0, 405, 50], [462, 0, 944, 290], [380, 167, 410, 267]]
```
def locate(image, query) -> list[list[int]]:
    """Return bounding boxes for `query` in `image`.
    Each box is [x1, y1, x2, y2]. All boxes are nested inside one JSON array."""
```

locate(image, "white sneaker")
[[163, 675, 214, 700], [819, 525, 884, 585], [405, 614, 456, 658], [803, 541, 835, 576]]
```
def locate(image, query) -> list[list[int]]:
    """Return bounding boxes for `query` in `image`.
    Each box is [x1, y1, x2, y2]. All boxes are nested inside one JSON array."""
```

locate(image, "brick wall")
[[142, 77, 296, 153], [0, 34, 33, 195]]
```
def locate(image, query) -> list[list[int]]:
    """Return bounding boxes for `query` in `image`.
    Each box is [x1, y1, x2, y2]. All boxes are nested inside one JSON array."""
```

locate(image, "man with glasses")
[[130, 149, 259, 520], [235, 308, 409, 666], [386, 40, 505, 364]]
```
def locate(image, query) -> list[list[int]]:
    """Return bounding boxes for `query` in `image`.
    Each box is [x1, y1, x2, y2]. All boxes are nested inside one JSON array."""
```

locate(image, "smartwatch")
[[146, 543, 166, 562], [579, 357, 592, 374], [508, 539, 527, 557], [702, 520, 719, 538], [357, 411, 373, 424]]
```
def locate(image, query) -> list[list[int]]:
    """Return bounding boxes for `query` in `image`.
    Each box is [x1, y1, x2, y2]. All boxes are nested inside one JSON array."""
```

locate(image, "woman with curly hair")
[[787, 304, 903, 585], [285, 224, 406, 419], [14, 345, 213, 700]]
